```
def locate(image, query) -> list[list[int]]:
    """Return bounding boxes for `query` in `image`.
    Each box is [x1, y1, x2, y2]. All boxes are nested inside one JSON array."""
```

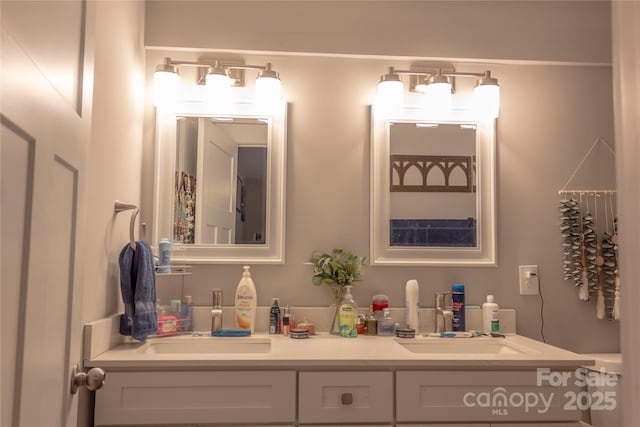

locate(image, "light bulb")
[[206, 72, 232, 107], [376, 80, 403, 114], [153, 69, 180, 110], [255, 76, 282, 104], [424, 81, 452, 111], [474, 84, 500, 119]]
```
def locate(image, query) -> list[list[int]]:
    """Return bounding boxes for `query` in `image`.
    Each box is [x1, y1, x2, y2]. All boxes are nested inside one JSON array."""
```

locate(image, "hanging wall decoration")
[[558, 137, 618, 320], [559, 198, 582, 289], [601, 193, 619, 320]]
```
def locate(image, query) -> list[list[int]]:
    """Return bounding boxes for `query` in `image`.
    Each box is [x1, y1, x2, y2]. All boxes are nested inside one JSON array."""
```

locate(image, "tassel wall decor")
[[590, 194, 605, 319], [559, 198, 583, 290], [558, 138, 617, 320], [580, 197, 598, 301], [612, 218, 620, 320], [559, 191, 619, 320]]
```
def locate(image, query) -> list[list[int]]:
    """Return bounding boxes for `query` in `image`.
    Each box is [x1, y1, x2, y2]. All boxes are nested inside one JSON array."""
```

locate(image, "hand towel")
[[119, 240, 157, 341]]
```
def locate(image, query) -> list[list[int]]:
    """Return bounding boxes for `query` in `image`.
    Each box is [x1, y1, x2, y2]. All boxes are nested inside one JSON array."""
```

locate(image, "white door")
[[195, 118, 238, 244], [1, 1, 94, 426]]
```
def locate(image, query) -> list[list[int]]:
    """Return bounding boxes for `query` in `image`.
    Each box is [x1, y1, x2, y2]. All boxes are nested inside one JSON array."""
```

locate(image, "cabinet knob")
[[341, 392, 353, 405]]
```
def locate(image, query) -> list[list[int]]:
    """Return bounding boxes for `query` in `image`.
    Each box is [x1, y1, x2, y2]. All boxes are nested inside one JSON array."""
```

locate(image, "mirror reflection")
[[370, 107, 496, 266], [174, 117, 268, 245], [153, 100, 286, 264], [389, 122, 477, 248]]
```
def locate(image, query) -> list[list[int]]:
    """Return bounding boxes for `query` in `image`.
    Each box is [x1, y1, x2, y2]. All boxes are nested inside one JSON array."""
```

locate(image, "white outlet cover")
[[519, 265, 539, 295]]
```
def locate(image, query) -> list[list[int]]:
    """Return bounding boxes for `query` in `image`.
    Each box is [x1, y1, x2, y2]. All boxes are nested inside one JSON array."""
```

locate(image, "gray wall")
[[81, 2, 146, 425], [142, 1, 618, 353]]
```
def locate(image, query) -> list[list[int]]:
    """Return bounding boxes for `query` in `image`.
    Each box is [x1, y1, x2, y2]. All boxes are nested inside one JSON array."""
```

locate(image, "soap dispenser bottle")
[[338, 285, 358, 338], [234, 266, 257, 333]]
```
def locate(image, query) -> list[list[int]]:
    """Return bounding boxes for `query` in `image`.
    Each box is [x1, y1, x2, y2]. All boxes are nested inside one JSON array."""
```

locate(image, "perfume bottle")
[[377, 308, 395, 336], [365, 305, 378, 336]]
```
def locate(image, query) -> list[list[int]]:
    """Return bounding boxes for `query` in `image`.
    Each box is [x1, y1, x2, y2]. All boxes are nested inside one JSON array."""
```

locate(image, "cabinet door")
[[95, 371, 295, 426], [495, 424, 582, 426], [299, 371, 393, 424], [398, 424, 487, 427], [397, 371, 583, 423]]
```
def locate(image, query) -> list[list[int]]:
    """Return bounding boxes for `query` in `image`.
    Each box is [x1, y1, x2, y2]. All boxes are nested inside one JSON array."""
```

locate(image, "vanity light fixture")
[[376, 65, 500, 118], [473, 71, 500, 119], [153, 57, 181, 109], [152, 57, 283, 107], [255, 63, 282, 104], [376, 67, 404, 108]]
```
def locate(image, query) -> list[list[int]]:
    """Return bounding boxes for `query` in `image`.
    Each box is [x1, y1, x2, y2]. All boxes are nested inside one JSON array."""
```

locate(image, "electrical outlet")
[[519, 265, 539, 295]]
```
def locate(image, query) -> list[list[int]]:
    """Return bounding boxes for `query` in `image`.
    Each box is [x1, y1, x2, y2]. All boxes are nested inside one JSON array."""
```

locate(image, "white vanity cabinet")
[[396, 371, 583, 426], [86, 326, 593, 427], [94, 370, 296, 426], [396, 422, 586, 427], [95, 368, 584, 426]]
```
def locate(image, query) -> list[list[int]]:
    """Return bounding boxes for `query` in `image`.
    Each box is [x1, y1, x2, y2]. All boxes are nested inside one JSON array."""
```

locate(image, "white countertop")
[[85, 332, 595, 370], [582, 352, 623, 374]]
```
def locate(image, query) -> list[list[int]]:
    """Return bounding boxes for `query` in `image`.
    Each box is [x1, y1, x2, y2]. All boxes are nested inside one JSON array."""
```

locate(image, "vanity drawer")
[[94, 370, 296, 426], [396, 371, 582, 423], [298, 371, 393, 424]]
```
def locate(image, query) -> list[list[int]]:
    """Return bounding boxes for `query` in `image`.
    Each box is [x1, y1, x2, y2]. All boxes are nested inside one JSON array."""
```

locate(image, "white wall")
[[144, 1, 611, 64], [79, 2, 145, 424], [142, 1, 618, 353]]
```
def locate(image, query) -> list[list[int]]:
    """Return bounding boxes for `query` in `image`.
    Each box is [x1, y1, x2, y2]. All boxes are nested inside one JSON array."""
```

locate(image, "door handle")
[[70, 365, 105, 394]]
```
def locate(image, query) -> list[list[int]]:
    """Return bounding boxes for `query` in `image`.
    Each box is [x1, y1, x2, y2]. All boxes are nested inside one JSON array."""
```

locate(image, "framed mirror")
[[370, 106, 496, 266], [153, 101, 286, 263]]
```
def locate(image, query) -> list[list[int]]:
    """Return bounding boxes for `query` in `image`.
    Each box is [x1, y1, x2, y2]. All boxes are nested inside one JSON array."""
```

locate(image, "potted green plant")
[[308, 248, 366, 334]]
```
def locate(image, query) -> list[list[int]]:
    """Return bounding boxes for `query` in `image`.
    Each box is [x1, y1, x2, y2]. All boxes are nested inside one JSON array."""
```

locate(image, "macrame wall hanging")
[[174, 171, 196, 244], [558, 137, 619, 321]]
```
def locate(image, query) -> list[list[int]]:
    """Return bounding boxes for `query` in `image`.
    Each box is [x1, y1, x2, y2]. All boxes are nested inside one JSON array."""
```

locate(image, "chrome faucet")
[[434, 291, 453, 333], [211, 289, 223, 332]]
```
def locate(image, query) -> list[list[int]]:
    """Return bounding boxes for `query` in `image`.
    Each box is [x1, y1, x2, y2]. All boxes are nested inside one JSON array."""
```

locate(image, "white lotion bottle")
[[235, 266, 257, 333], [405, 279, 419, 330], [482, 295, 499, 333]]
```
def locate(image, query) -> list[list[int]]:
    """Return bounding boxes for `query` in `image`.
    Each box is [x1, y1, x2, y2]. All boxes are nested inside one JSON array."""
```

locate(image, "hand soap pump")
[[234, 266, 257, 333], [338, 285, 358, 338]]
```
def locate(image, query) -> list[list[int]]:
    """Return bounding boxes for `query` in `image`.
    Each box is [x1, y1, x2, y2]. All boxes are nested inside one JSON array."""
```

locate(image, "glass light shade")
[[376, 80, 403, 111], [206, 73, 232, 105], [255, 76, 282, 104], [424, 81, 452, 110], [474, 84, 500, 118], [153, 70, 180, 109]]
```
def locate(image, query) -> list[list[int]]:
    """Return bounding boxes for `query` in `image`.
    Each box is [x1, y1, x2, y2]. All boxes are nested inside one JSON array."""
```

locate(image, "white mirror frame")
[[370, 106, 496, 266], [153, 100, 287, 264]]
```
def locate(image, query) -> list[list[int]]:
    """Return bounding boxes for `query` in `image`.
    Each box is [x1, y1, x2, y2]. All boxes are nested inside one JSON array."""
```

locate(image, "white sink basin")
[[397, 338, 527, 355], [138, 337, 271, 354]]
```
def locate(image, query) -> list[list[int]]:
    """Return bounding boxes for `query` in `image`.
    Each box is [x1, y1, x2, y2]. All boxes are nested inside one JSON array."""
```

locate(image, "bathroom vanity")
[[85, 320, 593, 427]]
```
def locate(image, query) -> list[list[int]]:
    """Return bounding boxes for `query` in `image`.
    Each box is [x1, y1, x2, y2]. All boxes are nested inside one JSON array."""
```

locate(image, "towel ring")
[[114, 201, 139, 250]]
